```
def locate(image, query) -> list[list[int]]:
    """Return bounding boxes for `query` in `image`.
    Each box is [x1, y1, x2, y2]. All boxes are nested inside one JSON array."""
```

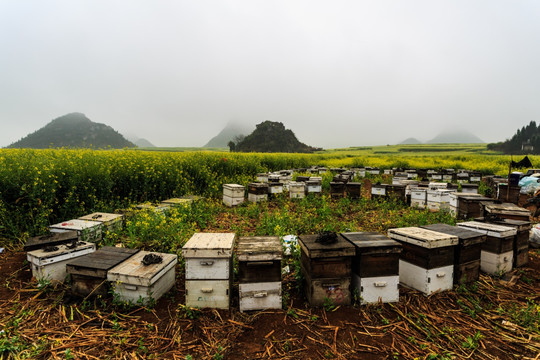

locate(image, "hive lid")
[[457, 221, 517, 238], [107, 251, 177, 287], [387, 227, 458, 248], [24, 231, 79, 251], [298, 234, 355, 258], [341, 232, 402, 252], [421, 224, 486, 245], [160, 198, 194, 206], [27, 241, 96, 266], [66, 246, 140, 274], [237, 236, 282, 261], [481, 202, 531, 216], [49, 219, 102, 231], [491, 218, 532, 231], [223, 184, 245, 189], [78, 212, 124, 223], [182, 233, 236, 258]]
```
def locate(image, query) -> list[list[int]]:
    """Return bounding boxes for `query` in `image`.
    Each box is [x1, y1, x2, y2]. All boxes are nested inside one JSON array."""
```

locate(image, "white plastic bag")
[[530, 224, 540, 248]]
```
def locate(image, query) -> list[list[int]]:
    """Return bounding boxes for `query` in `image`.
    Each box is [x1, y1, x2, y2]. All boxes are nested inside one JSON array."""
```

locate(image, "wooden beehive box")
[[256, 173, 269, 182], [182, 233, 235, 309], [289, 182, 305, 199], [410, 188, 427, 209], [107, 251, 177, 305], [456, 195, 495, 220], [371, 183, 387, 198], [66, 246, 139, 297], [78, 212, 124, 233], [456, 221, 516, 275], [469, 172, 482, 182], [346, 182, 362, 199], [247, 182, 268, 203], [24, 231, 79, 252], [480, 202, 531, 222], [387, 184, 406, 201], [461, 184, 479, 194], [497, 184, 521, 204], [306, 179, 322, 194], [160, 198, 194, 207], [388, 227, 458, 295], [268, 182, 284, 195], [342, 232, 401, 304], [136, 202, 170, 213], [488, 219, 531, 268], [237, 236, 282, 311], [49, 219, 103, 243], [295, 176, 311, 182], [223, 184, 244, 207], [298, 234, 355, 306], [27, 241, 96, 283], [330, 182, 346, 198], [421, 224, 486, 284]]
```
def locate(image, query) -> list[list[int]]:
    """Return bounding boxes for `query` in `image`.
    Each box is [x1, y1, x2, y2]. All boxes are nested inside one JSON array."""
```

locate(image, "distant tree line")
[[228, 120, 322, 153], [487, 120, 540, 154]]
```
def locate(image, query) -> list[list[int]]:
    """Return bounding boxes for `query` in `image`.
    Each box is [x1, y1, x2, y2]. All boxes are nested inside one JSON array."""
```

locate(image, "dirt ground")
[[0, 246, 539, 360]]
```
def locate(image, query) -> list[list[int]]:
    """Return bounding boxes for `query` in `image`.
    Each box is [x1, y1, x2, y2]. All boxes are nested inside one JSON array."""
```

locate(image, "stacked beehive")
[[237, 236, 282, 312], [457, 222, 516, 275], [247, 182, 268, 203], [223, 184, 245, 207], [182, 233, 235, 309], [298, 234, 355, 306], [288, 181, 306, 199], [388, 227, 458, 295], [342, 232, 402, 304], [49, 219, 103, 243], [78, 212, 124, 233]]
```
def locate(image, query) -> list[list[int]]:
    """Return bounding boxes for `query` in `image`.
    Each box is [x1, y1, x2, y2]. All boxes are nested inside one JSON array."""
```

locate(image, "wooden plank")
[[182, 233, 235, 258], [421, 224, 486, 247], [388, 227, 458, 249], [342, 232, 402, 253], [66, 247, 139, 274], [457, 221, 517, 238], [237, 236, 282, 261], [107, 251, 177, 286]]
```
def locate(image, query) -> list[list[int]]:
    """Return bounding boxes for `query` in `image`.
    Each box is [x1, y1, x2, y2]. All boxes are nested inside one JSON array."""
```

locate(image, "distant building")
[[522, 140, 534, 152]]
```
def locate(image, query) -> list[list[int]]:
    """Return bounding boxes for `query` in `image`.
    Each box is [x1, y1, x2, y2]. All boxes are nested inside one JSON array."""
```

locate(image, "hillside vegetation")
[[8, 113, 135, 149], [488, 120, 540, 154]]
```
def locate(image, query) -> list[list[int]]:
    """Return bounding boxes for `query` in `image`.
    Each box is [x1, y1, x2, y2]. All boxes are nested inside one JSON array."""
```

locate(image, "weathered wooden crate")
[[497, 184, 521, 204], [480, 202, 531, 222], [456, 195, 495, 220], [304, 273, 351, 306], [78, 212, 124, 233], [431, 173, 443, 181], [66, 246, 139, 297], [410, 189, 427, 209], [421, 224, 485, 284], [428, 182, 448, 190], [107, 251, 177, 305], [456, 221, 516, 275], [49, 219, 103, 243], [388, 227, 458, 295], [24, 231, 79, 252], [239, 281, 281, 312], [387, 184, 406, 201], [27, 241, 96, 283], [487, 219, 531, 268], [346, 182, 362, 199], [318, 167, 328, 174], [330, 182, 346, 198], [342, 232, 401, 304], [182, 233, 235, 309], [237, 236, 282, 283], [268, 182, 284, 197], [248, 182, 269, 199], [461, 184, 479, 194], [298, 235, 355, 270]]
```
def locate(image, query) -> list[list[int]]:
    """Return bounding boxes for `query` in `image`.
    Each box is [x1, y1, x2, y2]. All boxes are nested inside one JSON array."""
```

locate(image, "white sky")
[[1, 0, 539, 148]]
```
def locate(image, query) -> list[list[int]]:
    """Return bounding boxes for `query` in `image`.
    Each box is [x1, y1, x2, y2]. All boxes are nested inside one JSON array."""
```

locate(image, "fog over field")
[[1, 1, 539, 148]]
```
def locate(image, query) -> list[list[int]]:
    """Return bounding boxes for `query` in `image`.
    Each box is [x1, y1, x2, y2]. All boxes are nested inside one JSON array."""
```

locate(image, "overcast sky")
[[1, 1, 539, 148]]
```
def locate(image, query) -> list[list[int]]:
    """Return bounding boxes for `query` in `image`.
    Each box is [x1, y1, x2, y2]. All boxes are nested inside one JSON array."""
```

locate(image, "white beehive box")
[[383, 169, 393, 175], [136, 203, 170, 213], [268, 183, 284, 194], [49, 219, 103, 243], [428, 182, 448, 190], [78, 212, 124, 233], [27, 241, 96, 283], [371, 184, 386, 196], [160, 198, 194, 207], [289, 182, 305, 199], [368, 169, 380, 175], [358, 169, 367, 177], [183, 233, 235, 309], [352, 274, 399, 304], [107, 251, 177, 305], [248, 193, 268, 203], [223, 184, 245, 207], [410, 189, 427, 209], [256, 173, 269, 182], [460, 184, 479, 194], [480, 250, 513, 275], [399, 262, 454, 295], [239, 282, 282, 312], [306, 180, 322, 193]]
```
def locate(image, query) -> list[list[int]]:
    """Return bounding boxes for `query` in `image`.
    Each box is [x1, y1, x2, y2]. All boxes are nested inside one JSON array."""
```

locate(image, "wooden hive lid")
[[298, 234, 355, 258], [223, 184, 244, 189], [27, 241, 95, 265], [50, 219, 102, 231], [341, 232, 402, 253], [161, 198, 193, 205], [78, 212, 124, 223], [387, 227, 458, 248], [248, 182, 268, 188], [66, 246, 139, 274], [456, 221, 517, 238], [421, 224, 486, 245], [182, 233, 236, 258], [107, 251, 177, 287], [237, 236, 282, 261], [491, 218, 532, 231], [481, 202, 531, 216], [24, 231, 78, 251]]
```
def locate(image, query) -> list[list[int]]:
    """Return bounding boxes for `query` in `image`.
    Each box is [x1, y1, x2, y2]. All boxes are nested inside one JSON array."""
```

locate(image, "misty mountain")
[[203, 121, 254, 148], [8, 113, 135, 149], [126, 137, 155, 147], [399, 137, 422, 145], [426, 130, 484, 144], [230, 120, 321, 153]]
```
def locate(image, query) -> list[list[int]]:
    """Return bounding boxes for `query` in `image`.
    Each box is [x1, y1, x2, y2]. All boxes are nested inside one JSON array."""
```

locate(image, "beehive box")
[[388, 227, 458, 295], [299, 234, 355, 306], [24, 231, 79, 252], [247, 183, 268, 203], [371, 183, 386, 198], [136, 203, 170, 213], [66, 246, 139, 297], [268, 182, 284, 195], [223, 184, 244, 207], [431, 173, 443, 181], [342, 232, 401, 304], [455, 194, 495, 220], [78, 212, 124, 233], [183, 233, 235, 309], [497, 184, 521, 204], [480, 202, 531, 222], [289, 182, 305, 199], [107, 251, 177, 305], [256, 173, 269, 182], [421, 224, 486, 284], [306, 180, 322, 194], [410, 188, 427, 209], [386, 184, 406, 201], [330, 182, 346, 198], [49, 219, 103, 243], [384, 169, 394, 175], [160, 198, 194, 207], [346, 182, 362, 199], [295, 176, 311, 183], [27, 241, 96, 283], [461, 184, 479, 194], [426, 189, 454, 212], [428, 182, 448, 190], [469, 172, 482, 182], [488, 219, 531, 268], [237, 236, 282, 311], [456, 221, 516, 275]]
